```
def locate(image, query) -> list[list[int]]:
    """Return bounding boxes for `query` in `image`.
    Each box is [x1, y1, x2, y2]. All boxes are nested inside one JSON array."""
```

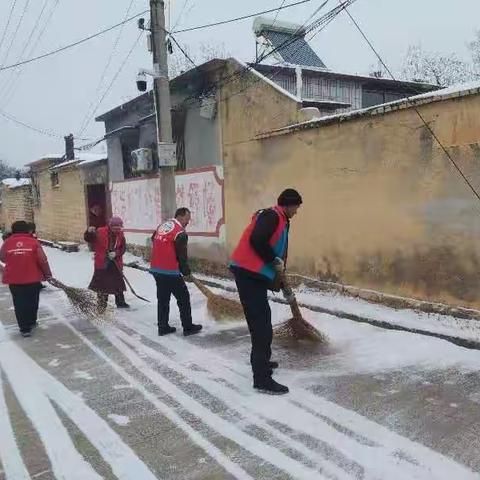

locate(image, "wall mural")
[[111, 167, 224, 236]]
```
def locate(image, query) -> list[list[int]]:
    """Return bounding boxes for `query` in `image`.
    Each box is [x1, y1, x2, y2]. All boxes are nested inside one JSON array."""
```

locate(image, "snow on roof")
[[1, 178, 31, 189], [50, 153, 107, 170], [259, 79, 480, 137]]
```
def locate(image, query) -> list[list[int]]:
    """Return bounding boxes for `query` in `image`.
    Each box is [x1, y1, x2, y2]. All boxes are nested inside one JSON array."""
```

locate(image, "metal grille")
[[302, 74, 362, 110]]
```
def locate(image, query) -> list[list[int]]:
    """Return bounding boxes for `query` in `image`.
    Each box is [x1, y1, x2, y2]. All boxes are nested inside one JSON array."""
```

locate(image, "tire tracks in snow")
[[116, 316, 479, 480], [0, 319, 158, 480]]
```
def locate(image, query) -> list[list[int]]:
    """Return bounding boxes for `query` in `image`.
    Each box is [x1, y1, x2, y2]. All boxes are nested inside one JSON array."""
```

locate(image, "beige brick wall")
[[34, 167, 88, 242], [0, 185, 33, 230]]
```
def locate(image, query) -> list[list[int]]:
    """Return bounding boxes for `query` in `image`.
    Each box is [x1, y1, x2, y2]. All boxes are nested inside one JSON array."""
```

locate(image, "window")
[[50, 171, 59, 187], [362, 89, 385, 108]]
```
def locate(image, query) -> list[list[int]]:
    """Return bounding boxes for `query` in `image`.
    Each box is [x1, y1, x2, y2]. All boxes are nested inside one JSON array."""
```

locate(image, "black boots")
[[254, 378, 289, 395], [158, 324, 202, 337], [183, 324, 203, 337], [268, 361, 279, 369], [158, 326, 177, 336], [115, 293, 130, 309]]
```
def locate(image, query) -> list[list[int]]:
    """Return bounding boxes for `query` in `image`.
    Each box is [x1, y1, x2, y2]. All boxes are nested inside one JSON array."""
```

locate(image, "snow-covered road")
[[0, 246, 479, 479]]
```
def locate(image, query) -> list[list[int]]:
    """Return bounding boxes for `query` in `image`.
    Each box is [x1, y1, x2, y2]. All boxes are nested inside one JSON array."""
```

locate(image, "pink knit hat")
[[108, 216, 123, 227]]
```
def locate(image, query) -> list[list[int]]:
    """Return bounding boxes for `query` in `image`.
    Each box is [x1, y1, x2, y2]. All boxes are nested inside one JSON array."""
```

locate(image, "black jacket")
[[174, 231, 191, 276]]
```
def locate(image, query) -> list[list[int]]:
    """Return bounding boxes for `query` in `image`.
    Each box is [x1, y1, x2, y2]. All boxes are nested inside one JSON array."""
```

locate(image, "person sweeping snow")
[[84, 216, 129, 312], [229, 189, 303, 395], [150, 208, 202, 337], [0, 221, 52, 337]]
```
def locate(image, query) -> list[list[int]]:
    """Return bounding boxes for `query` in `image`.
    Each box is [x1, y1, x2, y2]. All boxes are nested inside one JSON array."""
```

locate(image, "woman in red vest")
[[229, 189, 303, 395], [0, 220, 52, 337], [84, 216, 129, 312]]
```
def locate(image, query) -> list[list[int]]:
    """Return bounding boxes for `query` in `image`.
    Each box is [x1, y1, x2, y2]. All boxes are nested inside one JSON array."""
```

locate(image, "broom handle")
[[281, 273, 302, 318], [110, 260, 150, 303], [124, 261, 208, 300], [191, 276, 213, 298]]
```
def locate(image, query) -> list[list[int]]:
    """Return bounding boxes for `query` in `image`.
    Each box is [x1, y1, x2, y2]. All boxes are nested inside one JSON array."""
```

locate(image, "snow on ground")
[[0, 246, 479, 478], [44, 246, 480, 377], [196, 272, 480, 345], [108, 414, 130, 426]]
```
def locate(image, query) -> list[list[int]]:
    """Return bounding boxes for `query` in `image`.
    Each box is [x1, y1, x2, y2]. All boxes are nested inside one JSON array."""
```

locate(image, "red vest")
[[93, 227, 125, 270], [230, 206, 289, 281], [2, 234, 47, 285], [150, 219, 184, 275]]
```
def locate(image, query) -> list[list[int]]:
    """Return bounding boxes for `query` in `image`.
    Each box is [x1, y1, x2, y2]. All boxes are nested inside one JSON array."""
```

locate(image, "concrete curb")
[[124, 263, 480, 351], [198, 278, 480, 352]]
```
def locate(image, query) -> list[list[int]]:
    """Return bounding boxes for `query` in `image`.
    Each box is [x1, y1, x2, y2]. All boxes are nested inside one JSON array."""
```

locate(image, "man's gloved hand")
[[282, 286, 295, 305], [87, 226, 96, 233], [183, 274, 194, 283], [108, 252, 117, 260], [273, 257, 285, 274]]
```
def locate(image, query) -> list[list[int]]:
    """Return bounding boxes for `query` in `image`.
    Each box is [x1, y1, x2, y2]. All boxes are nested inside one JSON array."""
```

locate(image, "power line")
[[338, 0, 480, 204], [0, 0, 52, 101], [171, 0, 191, 32], [272, 0, 288, 28], [179, 0, 351, 110], [0, 0, 59, 108], [169, 34, 197, 69], [0, 0, 19, 59], [173, 0, 313, 34], [78, 31, 144, 137], [0, 9, 149, 72], [0, 0, 32, 68], [77, 0, 136, 135], [0, 1, 315, 74], [0, 107, 89, 140]]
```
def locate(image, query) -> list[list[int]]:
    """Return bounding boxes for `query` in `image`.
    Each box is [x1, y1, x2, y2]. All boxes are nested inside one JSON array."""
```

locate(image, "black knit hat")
[[277, 189, 303, 207]]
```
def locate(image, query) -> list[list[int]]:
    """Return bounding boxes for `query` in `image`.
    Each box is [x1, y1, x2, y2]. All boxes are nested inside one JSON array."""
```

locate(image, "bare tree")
[[0, 159, 18, 180], [168, 41, 230, 78], [468, 30, 480, 76], [401, 44, 473, 87]]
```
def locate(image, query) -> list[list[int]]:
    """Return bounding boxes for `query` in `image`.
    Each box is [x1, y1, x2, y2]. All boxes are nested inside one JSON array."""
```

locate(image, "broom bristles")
[[192, 277, 244, 321], [49, 278, 113, 324], [275, 275, 328, 343], [275, 316, 328, 343]]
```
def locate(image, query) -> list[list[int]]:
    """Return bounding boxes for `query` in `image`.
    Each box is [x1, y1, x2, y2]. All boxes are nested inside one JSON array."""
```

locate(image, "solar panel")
[[263, 30, 326, 68]]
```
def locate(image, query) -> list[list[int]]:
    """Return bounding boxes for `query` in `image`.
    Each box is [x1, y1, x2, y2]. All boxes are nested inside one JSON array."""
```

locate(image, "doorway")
[[86, 184, 106, 228]]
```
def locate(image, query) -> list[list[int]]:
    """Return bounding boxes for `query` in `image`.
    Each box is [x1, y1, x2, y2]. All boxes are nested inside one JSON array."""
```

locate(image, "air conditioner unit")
[[131, 148, 154, 173]]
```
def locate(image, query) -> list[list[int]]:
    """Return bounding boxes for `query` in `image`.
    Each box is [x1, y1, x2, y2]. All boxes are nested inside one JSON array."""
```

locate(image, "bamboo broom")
[[274, 274, 328, 343], [48, 278, 113, 324], [191, 277, 244, 321]]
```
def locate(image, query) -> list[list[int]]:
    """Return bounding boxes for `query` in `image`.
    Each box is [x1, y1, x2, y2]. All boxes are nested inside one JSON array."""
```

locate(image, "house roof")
[[50, 153, 107, 171], [257, 79, 480, 137], [253, 63, 437, 92], [27, 153, 106, 170], [1, 178, 31, 189], [95, 59, 229, 123]]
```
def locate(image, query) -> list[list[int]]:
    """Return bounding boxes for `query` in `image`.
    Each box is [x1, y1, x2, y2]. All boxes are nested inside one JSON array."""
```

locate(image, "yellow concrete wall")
[[0, 186, 33, 229], [220, 66, 301, 148], [34, 167, 88, 242], [222, 91, 480, 308]]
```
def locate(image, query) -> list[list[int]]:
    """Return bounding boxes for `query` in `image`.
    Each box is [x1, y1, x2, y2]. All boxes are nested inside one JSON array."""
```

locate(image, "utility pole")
[[150, 0, 176, 220]]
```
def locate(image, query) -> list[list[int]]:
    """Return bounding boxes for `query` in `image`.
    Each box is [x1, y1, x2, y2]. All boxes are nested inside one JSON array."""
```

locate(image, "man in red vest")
[[0, 220, 52, 337], [150, 207, 202, 337], [229, 189, 303, 395]]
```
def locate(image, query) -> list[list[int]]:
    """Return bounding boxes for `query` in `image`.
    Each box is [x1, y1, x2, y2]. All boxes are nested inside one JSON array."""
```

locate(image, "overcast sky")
[[0, 0, 479, 168]]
